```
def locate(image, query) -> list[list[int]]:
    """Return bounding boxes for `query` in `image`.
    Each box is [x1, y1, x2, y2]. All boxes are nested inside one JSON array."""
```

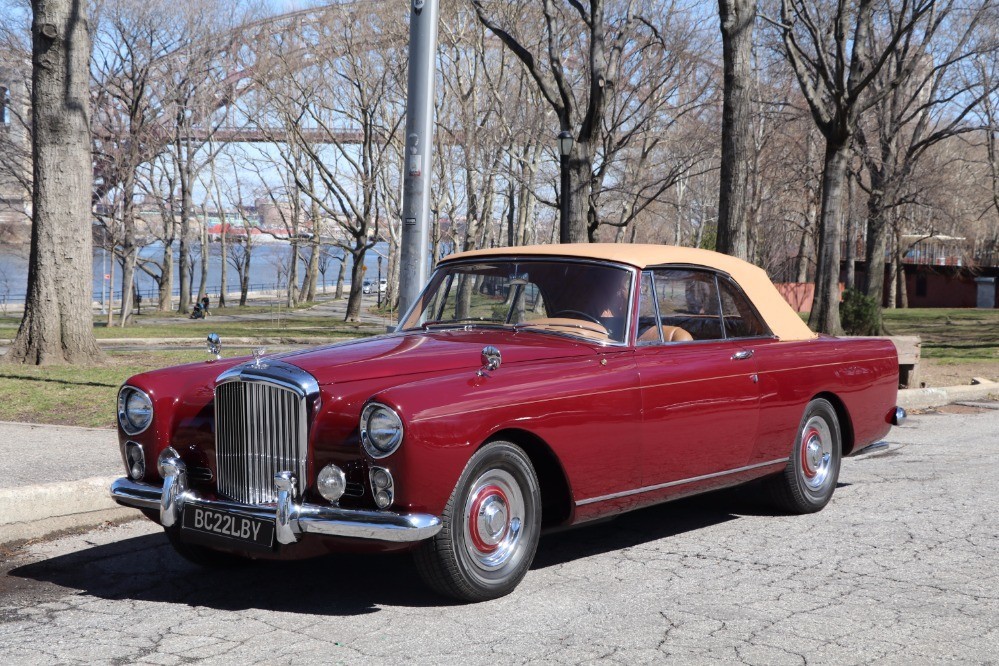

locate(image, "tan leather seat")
[[638, 324, 693, 343]]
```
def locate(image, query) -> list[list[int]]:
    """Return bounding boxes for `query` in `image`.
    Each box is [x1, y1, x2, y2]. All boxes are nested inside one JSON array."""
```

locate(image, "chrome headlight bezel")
[[360, 402, 404, 459], [117, 386, 153, 435]]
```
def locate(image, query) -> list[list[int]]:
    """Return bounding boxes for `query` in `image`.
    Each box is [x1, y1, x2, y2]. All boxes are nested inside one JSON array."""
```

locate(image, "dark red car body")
[[113, 248, 899, 567]]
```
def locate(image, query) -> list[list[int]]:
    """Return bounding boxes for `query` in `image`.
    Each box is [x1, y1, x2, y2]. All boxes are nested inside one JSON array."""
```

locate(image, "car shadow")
[[534, 484, 783, 568], [8, 487, 796, 615]]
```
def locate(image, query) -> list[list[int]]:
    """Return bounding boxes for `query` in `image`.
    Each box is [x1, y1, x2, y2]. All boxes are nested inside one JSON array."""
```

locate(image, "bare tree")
[[6, 0, 102, 364], [774, 0, 938, 334], [472, 0, 638, 243], [855, 1, 998, 327], [243, 3, 406, 321], [91, 0, 176, 326], [716, 0, 756, 259]]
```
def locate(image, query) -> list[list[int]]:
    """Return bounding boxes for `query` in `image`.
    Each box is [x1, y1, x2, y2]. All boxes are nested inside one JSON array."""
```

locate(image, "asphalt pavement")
[[1, 403, 998, 663]]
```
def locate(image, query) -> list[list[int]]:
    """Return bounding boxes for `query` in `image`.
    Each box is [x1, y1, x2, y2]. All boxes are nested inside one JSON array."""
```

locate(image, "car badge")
[[252, 347, 268, 368]]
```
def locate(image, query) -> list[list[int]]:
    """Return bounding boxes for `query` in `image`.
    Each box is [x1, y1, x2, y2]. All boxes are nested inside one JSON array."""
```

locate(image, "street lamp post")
[[558, 130, 574, 244], [377, 255, 383, 308]]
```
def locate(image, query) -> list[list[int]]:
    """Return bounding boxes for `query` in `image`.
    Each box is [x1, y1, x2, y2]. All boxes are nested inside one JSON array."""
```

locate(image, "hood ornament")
[[252, 347, 268, 368], [206, 333, 222, 361], [478, 345, 501, 377]]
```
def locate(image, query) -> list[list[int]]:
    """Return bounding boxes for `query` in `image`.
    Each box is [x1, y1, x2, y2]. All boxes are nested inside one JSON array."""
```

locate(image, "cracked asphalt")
[[1, 404, 998, 664]]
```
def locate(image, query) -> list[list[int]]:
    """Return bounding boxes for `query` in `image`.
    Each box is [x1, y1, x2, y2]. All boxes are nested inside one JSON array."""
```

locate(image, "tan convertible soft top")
[[441, 243, 817, 342]]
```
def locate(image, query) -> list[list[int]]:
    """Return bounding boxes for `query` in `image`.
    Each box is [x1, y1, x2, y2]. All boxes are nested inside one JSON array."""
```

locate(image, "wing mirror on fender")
[[478, 345, 502, 376]]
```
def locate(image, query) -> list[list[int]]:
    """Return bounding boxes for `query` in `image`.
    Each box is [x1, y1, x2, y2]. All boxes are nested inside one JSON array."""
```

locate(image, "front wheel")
[[766, 398, 842, 514], [415, 441, 541, 602]]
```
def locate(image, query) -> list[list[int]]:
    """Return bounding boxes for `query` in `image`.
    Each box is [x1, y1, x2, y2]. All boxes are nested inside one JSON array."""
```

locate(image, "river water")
[[0, 240, 390, 308]]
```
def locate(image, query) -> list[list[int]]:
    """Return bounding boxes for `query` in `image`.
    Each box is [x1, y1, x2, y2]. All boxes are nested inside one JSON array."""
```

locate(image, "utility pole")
[[398, 0, 439, 322]]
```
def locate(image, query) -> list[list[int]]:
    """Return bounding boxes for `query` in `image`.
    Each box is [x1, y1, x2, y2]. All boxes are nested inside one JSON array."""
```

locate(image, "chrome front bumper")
[[109, 457, 441, 545]]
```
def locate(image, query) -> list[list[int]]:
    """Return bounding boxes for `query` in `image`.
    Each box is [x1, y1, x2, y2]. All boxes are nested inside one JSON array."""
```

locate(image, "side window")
[[718, 278, 768, 338], [652, 269, 724, 341], [636, 271, 662, 345]]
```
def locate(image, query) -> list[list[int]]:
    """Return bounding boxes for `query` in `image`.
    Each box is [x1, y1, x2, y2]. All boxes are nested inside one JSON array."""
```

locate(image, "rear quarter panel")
[[752, 336, 898, 464]]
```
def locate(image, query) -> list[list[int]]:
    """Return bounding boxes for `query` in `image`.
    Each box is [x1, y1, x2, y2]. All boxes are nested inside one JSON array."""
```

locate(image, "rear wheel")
[[415, 441, 541, 602], [766, 398, 842, 514]]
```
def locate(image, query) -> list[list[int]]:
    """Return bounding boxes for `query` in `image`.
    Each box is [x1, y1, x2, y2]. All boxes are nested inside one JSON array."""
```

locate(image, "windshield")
[[400, 259, 634, 343]]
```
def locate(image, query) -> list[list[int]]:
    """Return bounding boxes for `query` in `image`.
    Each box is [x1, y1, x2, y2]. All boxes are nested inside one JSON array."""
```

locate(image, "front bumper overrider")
[[109, 456, 442, 545]]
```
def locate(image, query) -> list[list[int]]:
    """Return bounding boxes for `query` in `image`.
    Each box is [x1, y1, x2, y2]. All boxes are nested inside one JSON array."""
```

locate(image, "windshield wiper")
[[421, 318, 511, 330]]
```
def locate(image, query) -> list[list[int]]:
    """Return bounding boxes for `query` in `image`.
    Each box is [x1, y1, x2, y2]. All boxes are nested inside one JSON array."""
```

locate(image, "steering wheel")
[[552, 309, 603, 325]]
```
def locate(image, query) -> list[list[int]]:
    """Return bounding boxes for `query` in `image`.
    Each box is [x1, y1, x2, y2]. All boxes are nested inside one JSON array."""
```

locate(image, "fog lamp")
[[125, 442, 145, 480], [317, 464, 347, 503], [369, 466, 394, 509]]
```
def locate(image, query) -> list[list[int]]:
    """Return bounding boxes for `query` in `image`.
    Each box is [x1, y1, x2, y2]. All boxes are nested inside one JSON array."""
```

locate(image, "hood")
[[276, 329, 600, 385]]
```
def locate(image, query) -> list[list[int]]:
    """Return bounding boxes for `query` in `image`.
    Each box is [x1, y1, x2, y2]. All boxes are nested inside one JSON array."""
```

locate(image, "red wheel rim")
[[467, 484, 508, 554]]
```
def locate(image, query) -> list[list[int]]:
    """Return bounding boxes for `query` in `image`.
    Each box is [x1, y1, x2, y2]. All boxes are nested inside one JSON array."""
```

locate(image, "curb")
[[897, 382, 999, 411], [0, 476, 137, 546]]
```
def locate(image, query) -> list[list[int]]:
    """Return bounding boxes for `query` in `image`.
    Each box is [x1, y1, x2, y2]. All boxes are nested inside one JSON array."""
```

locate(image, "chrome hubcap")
[[800, 416, 833, 491], [463, 469, 525, 573]]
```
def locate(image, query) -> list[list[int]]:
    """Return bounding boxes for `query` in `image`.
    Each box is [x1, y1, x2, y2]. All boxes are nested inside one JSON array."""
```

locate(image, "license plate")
[[182, 506, 275, 548]]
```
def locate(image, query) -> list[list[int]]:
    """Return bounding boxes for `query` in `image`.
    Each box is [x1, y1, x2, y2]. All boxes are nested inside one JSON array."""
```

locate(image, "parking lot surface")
[[1, 404, 997, 664]]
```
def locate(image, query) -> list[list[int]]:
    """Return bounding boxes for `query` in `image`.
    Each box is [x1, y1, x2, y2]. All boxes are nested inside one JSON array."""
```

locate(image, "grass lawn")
[[882, 308, 999, 363], [0, 315, 384, 342], [0, 350, 208, 428]]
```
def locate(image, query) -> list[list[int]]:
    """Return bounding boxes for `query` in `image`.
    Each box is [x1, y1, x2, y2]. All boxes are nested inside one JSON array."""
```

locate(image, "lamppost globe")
[[558, 130, 574, 156]]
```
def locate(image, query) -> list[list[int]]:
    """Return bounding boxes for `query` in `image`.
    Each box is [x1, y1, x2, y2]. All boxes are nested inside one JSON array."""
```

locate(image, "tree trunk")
[[344, 246, 366, 321], [570, 146, 593, 243], [158, 241, 173, 311], [807, 141, 848, 335], [335, 256, 346, 299], [7, 0, 102, 364], [197, 213, 208, 305], [844, 170, 856, 290], [219, 224, 227, 308], [239, 241, 251, 306], [897, 258, 908, 308], [863, 176, 889, 312], [299, 200, 320, 303], [177, 130, 194, 314], [715, 0, 755, 260]]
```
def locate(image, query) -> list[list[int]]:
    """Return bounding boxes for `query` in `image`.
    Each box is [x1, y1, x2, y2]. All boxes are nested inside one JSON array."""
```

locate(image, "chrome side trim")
[[575, 458, 788, 507], [109, 476, 442, 543]]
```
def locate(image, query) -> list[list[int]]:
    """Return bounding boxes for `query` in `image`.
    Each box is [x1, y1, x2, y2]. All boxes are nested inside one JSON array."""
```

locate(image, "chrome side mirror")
[[478, 345, 501, 376], [207, 333, 222, 361]]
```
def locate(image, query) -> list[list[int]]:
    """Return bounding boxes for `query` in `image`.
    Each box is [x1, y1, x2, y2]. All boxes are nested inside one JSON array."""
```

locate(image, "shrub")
[[840, 288, 881, 335]]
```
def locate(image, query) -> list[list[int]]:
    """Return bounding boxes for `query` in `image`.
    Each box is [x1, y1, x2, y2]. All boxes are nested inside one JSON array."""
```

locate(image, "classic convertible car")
[[111, 244, 903, 601]]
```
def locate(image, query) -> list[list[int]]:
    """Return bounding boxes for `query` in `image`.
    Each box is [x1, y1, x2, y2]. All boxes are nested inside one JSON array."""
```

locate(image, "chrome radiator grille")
[[214, 380, 308, 505]]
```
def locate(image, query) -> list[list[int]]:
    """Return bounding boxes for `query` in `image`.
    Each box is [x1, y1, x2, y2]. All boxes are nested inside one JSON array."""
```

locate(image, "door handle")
[[731, 350, 754, 360]]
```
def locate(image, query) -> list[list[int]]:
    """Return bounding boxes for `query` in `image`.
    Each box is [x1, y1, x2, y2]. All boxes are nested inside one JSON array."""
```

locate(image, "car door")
[[635, 268, 762, 491]]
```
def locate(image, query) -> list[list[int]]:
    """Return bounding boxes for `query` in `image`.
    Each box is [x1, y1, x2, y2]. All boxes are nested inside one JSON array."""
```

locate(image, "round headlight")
[[360, 403, 404, 458], [118, 387, 153, 435]]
